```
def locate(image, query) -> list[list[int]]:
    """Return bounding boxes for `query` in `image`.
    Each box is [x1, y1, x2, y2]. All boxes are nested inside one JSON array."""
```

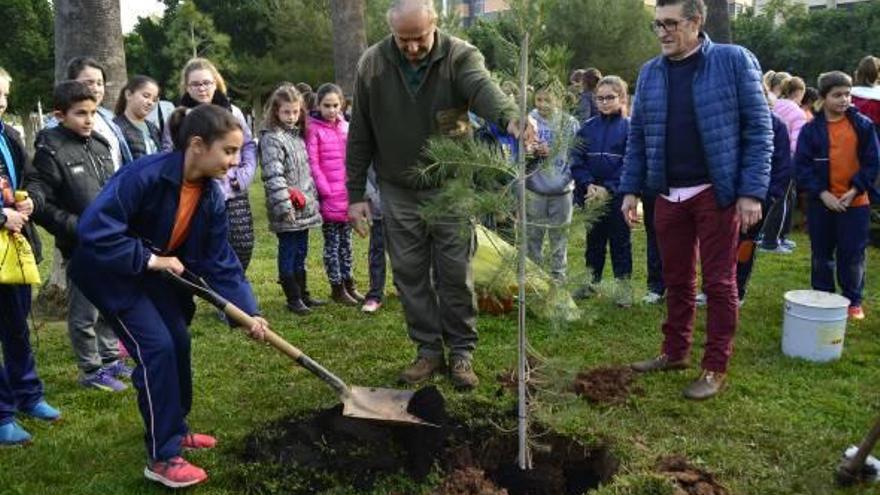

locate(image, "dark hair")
[[818, 71, 852, 99], [802, 87, 819, 108], [656, 0, 706, 21], [263, 84, 303, 130], [295, 82, 313, 94], [53, 80, 97, 113], [65, 57, 106, 81], [315, 83, 344, 108], [168, 104, 242, 151], [582, 68, 603, 92], [854, 55, 880, 87], [303, 91, 317, 112], [114, 75, 159, 116], [569, 69, 586, 85]]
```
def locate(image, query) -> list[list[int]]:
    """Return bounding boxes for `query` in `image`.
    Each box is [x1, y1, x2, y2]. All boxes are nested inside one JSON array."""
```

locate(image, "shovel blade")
[[342, 386, 437, 427]]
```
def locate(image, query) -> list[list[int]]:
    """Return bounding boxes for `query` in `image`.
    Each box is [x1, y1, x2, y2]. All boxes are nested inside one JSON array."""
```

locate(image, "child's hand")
[[839, 187, 858, 208], [820, 191, 846, 212], [2, 207, 27, 233], [148, 255, 184, 275], [14, 197, 34, 216], [586, 184, 608, 200], [247, 316, 270, 341], [621, 194, 640, 228]]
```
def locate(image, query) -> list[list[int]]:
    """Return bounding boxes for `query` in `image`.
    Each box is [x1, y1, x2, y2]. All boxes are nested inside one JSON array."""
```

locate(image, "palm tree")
[[329, 0, 367, 97], [704, 0, 732, 44], [54, 0, 127, 109]]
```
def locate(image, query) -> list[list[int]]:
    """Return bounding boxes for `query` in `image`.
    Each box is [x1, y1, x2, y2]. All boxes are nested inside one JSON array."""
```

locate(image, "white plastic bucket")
[[782, 290, 850, 362]]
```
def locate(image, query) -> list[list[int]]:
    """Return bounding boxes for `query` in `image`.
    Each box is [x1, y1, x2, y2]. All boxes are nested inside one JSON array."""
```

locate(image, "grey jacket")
[[526, 109, 578, 195], [258, 127, 322, 233]]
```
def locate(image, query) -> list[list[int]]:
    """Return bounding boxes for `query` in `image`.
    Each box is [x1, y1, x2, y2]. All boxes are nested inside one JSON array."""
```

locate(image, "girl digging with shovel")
[[69, 104, 270, 489]]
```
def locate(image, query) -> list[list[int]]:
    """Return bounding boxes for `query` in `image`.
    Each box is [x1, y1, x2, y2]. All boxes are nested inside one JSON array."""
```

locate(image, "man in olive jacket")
[[346, 0, 525, 390]]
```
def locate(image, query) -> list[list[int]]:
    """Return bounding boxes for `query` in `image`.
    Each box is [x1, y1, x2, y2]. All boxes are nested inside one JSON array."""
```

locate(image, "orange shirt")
[[167, 180, 204, 252], [827, 118, 869, 208]]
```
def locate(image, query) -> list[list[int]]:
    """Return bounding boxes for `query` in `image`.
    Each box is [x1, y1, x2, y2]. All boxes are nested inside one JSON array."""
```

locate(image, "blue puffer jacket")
[[619, 35, 772, 208], [795, 106, 880, 200], [570, 112, 629, 194]]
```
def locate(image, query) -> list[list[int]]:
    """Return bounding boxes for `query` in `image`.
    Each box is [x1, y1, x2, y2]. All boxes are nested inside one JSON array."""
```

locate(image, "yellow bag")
[[0, 230, 41, 285]]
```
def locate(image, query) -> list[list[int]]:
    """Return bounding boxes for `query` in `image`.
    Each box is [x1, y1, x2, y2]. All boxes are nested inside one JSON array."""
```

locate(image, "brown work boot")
[[331, 283, 358, 306], [630, 354, 690, 373], [683, 370, 726, 400], [449, 357, 479, 390], [398, 356, 445, 385]]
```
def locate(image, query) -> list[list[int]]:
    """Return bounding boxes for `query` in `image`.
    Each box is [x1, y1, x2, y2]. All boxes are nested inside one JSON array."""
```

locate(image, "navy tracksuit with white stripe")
[[69, 152, 259, 461]]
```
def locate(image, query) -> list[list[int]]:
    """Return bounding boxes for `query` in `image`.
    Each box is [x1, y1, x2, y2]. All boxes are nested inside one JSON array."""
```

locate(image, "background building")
[[755, 0, 872, 12]]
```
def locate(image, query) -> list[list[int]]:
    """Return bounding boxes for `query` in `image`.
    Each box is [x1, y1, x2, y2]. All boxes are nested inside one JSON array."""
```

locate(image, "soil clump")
[[572, 366, 641, 405], [656, 455, 730, 495]]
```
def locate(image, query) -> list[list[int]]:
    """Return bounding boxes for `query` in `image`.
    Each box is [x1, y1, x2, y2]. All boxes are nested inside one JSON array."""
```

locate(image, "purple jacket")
[[306, 115, 349, 222]]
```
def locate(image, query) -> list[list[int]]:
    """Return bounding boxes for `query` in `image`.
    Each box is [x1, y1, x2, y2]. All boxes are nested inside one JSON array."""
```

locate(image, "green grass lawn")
[[1, 180, 879, 495]]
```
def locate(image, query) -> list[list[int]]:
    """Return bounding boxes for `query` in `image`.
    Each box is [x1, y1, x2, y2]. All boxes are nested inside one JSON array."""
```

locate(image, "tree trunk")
[[704, 0, 732, 44], [330, 0, 367, 97], [54, 0, 127, 110]]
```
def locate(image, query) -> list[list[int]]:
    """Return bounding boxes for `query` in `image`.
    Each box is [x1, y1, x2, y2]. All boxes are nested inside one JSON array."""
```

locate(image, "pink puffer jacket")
[[772, 98, 807, 157], [306, 115, 350, 222]]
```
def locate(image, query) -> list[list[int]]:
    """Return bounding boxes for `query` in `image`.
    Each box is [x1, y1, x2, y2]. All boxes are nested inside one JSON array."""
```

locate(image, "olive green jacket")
[[346, 30, 519, 202]]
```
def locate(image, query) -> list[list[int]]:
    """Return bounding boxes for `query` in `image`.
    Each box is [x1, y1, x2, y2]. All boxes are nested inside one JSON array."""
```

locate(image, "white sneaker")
[[695, 293, 707, 307], [641, 291, 664, 304], [361, 299, 382, 313]]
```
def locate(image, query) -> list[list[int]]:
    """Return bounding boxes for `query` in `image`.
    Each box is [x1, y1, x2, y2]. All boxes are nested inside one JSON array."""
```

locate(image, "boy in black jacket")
[[27, 81, 131, 392]]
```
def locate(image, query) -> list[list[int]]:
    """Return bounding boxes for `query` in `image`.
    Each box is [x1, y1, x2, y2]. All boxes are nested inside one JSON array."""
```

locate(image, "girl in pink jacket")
[[306, 83, 363, 305], [772, 76, 807, 156]]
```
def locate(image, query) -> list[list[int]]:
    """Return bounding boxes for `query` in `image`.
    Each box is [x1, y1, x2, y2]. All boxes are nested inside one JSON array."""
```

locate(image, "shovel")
[[163, 269, 435, 427], [836, 413, 880, 486]]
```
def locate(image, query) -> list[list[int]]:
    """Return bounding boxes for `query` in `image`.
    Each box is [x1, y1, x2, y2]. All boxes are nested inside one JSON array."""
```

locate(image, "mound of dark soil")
[[657, 455, 729, 495], [572, 366, 640, 405], [237, 386, 617, 494]]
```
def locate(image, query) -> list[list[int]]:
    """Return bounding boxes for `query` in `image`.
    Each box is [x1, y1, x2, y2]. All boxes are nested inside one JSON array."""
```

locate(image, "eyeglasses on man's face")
[[650, 18, 690, 34], [188, 80, 215, 90]]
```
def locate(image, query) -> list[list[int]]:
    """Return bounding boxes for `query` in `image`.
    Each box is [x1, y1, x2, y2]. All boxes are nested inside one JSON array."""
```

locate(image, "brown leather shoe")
[[399, 356, 445, 385], [449, 357, 479, 390], [630, 354, 690, 373], [331, 284, 358, 306], [683, 370, 726, 400]]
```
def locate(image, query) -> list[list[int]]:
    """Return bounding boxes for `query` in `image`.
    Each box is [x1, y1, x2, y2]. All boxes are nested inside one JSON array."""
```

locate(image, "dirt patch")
[[572, 366, 641, 405], [236, 386, 617, 494], [657, 455, 729, 495]]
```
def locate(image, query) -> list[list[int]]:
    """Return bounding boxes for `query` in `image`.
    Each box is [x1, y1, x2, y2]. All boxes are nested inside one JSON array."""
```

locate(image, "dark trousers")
[[0, 285, 43, 425], [807, 201, 870, 306], [322, 222, 353, 285], [735, 201, 769, 301], [226, 195, 255, 272], [585, 194, 632, 282], [643, 195, 665, 295], [367, 219, 387, 302], [760, 181, 794, 248], [277, 230, 309, 278], [108, 278, 192, 461], [655, 189, 739, 373]]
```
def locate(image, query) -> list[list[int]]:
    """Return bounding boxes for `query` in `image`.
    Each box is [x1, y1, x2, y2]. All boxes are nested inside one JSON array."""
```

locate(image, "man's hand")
[[839, 187, 858, 208], [507, 117, 537, 143], [2, 207, 27, 233], [348, 201, 372, 238], [148, 255, 184, 275], [819, 190, 846, 213], [246, 316, 270, 341], [14, 197, 34, 216], [736, 196, 763, 233], [621, 194, 640, 228]]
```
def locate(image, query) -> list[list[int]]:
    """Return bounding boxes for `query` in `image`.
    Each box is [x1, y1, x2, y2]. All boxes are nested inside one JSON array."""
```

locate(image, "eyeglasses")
[[595, 95, 619, 103], [188, 80, 215, 90], [650, 18, 689, 34]]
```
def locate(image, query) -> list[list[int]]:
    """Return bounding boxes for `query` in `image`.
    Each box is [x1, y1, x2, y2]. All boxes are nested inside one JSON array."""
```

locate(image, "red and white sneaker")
[[144, 456, 208, 488], [848, 305, 866, 321], [182, 433, 217, 450]]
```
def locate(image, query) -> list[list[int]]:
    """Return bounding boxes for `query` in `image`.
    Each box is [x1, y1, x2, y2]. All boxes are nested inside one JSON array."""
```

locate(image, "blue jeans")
[[0, 285, 44, 425], [808, 201, 869, 306], [277, 230, 309, 278], [367, 219, 386, 302]]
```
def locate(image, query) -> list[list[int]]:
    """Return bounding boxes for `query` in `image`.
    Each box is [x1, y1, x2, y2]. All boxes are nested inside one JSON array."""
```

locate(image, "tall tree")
[[704, 0, 732, 43], [0, 0, 53, 115], [54, 0, 127, 109], [330, 0, 367, 96]]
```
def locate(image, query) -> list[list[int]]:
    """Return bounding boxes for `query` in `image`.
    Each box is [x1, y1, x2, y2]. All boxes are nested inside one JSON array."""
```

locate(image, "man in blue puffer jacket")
[[619, 0, 772, 400]]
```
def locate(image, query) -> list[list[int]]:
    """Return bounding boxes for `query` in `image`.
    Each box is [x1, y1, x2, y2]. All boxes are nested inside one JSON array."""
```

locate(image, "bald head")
[[387, 0, 438, 65]]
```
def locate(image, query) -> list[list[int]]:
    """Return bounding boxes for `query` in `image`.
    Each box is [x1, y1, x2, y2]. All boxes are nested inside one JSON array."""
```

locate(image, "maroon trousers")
[[654, 188, 740, 372]]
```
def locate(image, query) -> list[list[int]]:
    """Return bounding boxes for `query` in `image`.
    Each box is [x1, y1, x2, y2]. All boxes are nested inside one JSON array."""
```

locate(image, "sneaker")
[[641, 291, 664, 305], [695, 293, 707, 307], [758, 245, 792, 254], [683, 370, 727, 400], [0, 421, 32, 445], [182, 433, 217, 450], [631, 354, 691, 373], [103, 360, 133, 380], [780, 238, 797, 249], [144, 456, 208, 489], [573, 283, 597, 300], [361, 299, 382, 314], [80, 368, 127, 392], [398, 355, 445, 385], [449, 357, 479, 390], [849, 305, 866, 321], [20, 400, 61, 422]]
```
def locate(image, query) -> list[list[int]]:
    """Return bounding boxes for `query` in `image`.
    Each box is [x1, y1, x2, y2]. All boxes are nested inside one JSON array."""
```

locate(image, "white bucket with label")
[[782, 290, 850, 362]]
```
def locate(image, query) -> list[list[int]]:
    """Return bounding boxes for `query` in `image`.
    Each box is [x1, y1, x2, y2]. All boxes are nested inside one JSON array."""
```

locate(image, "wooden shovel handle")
[[223, 302, 303, 360]]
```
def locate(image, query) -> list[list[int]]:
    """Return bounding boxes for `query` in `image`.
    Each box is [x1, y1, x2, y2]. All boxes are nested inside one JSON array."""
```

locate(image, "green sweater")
[[346, 30, 519, 202]]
